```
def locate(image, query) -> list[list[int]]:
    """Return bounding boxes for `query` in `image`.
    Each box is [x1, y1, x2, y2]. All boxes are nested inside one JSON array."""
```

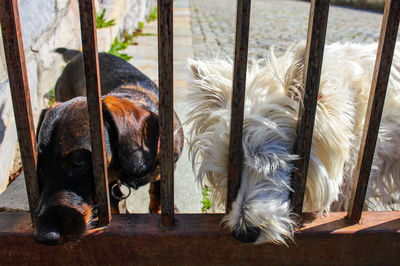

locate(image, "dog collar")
[[110, 139, 161, 201], [111, 180, 132, 201]]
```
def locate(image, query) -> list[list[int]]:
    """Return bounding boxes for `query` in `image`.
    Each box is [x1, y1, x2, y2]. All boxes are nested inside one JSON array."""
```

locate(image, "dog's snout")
[[233, 226, 260, 243], [35, 191, 93, 244]]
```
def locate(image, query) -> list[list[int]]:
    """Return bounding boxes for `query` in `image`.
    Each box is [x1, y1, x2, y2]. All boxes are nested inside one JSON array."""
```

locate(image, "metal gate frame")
[[0, 0, 399, 264]]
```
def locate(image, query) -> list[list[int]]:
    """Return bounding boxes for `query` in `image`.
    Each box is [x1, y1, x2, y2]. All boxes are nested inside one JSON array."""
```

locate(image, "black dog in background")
[[34, 48, 184, 245]]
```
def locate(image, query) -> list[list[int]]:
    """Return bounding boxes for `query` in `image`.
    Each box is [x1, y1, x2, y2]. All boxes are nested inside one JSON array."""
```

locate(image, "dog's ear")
[[293, 41, 306, 66], [102, 96, 159, 181], [187, 57, 232, 81], [36, 103, 62, 145], [282, 42, 307, 102], [36, 108, 49, 142]]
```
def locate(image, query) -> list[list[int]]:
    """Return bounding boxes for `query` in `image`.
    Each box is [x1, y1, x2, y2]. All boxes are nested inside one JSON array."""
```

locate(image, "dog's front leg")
[[148, 179, 181, 213], [149, 180, 161, 213], [118, 199, 128, 214]]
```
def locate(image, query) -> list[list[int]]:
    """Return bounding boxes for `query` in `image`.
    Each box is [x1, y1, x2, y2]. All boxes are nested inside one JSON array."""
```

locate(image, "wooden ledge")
[[0, 212, 399, 265]]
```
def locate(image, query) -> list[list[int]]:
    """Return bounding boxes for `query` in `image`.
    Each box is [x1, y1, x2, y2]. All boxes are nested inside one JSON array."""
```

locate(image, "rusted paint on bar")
[[227, 0, 252, 211], [157, 0, 175, 226], [0, 0, 40, 224], [78, 0, 111, 226], [290, 0, 330, 216], [0, 212, 399, 265], [347, 0, 400, 224]]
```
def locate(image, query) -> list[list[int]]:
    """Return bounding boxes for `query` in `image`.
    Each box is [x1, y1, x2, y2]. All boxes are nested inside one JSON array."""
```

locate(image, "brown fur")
[[34, 50, 184, 245]]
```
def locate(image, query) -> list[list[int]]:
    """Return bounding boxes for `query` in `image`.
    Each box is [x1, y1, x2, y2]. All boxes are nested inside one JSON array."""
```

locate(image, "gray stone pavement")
[[191, 0, 388, 59], [1, 0, 394, 215]]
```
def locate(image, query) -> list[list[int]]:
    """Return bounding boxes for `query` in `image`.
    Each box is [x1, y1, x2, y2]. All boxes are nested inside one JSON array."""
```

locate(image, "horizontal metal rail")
[[0, 212, 399, 264]]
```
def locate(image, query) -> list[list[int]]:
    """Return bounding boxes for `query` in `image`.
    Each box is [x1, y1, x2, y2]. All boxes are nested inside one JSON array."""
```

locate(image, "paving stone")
[[189, 0, 393, 59], [0, 173, 29, 212]]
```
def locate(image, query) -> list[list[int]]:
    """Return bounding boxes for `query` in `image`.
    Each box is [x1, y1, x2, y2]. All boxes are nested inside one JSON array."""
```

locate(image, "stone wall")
[[0, 0, 156, 193]]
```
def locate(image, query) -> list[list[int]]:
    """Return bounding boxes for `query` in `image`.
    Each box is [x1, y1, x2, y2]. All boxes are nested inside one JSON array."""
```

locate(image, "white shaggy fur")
[[186, 42, 400, 245]]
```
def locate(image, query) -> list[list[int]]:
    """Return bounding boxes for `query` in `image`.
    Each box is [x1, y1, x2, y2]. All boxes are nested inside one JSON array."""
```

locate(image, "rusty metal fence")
[[0, 0, 399, 264]]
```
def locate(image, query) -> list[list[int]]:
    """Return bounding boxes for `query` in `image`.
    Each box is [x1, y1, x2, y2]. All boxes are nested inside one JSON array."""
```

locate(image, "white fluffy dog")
[[186, 42, 400, 245]]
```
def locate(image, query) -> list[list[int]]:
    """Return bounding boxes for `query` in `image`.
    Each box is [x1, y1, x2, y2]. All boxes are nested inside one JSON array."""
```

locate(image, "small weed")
[[138, 32, 157, 37], [96, 9, 116, 29], [133, 21, 157, 37], [46, 87, 56, 106], [122, 30, 136, 44], [138, 21, 144, 31], [351, 32, 361, 39], [201, 187, 212, 213], [148, 6, 158, 22], [108, 37, 133, 61], [132, 22, 145, 39], [122, 21, 157, 46]]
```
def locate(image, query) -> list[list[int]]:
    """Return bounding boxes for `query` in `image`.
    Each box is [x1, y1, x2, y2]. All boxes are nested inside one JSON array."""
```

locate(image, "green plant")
[[47, 87, 56, 106], [148, 6, 158, 22], [137, 32, 157, 37], [201, 187, 212, 213], [134, 21, 157, 37], [122, 30, 136, 44], [122, 21, 157, 45], [96, 9, 116, 29], [138, 21, 144, 31], [108, 37, 133, 61]]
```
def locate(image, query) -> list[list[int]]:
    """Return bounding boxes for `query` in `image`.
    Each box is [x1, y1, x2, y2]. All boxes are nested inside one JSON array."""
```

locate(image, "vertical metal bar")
[[290, 0, 330, 216], [227, 0, 252, 211], [347, 0, 400, 224], [78, 0, 111, 226], [157, 0, 174, 226], [0, 0, 40, 224]]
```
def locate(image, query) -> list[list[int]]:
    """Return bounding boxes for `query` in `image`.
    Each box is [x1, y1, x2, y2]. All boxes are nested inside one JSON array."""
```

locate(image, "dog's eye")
[[68, 150, 91, 170]]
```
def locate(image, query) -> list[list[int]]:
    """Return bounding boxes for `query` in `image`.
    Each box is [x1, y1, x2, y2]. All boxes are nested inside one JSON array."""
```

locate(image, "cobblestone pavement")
[[190, 0, 389, 59]]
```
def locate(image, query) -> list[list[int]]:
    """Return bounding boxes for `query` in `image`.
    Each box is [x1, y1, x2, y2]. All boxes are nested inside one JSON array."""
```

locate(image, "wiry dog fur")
[[186, 42, 400, 245]]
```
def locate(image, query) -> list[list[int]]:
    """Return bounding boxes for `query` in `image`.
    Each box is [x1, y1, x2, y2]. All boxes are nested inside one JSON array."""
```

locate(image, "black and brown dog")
[[34, 48, 184, 245]]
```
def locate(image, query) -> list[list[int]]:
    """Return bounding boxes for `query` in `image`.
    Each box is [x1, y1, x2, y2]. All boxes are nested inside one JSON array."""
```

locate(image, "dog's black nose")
[[34, 230, 61, 245], [232, 226, 260, 243]]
